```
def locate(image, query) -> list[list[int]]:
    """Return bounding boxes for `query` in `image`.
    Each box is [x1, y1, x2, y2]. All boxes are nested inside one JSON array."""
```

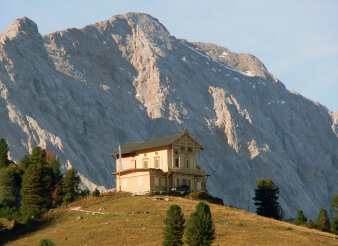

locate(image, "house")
[[111, 129, 206, 194]]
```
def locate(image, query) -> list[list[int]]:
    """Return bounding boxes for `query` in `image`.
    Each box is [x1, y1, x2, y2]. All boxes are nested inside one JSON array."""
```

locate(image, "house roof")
[[111, 128, 204, 156]]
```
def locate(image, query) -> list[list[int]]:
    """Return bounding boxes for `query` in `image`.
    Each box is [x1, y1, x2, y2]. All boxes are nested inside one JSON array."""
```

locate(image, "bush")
[[186, 191, 224, 206], [0, 206, 21, 221], [306, 220, 318, 229], [39, 238, 55, 246], [80, 189, 90, 197], [92, 189, 100, 197]]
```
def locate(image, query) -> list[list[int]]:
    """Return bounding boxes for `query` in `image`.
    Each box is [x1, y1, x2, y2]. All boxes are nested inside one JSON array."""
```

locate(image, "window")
[[143, 159, 148, 168], [154, 157, 160, 168], [176, 179, 180, 186], [144, 153, 147, 157], [155, 152, 158, 155], [185, 158, 189, 168], [188, 147, 193, 153], [175, 158, 179, 168]]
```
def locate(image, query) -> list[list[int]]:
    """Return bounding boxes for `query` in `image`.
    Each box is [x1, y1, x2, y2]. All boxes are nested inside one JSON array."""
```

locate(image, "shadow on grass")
[[0, 219, 51, 245]]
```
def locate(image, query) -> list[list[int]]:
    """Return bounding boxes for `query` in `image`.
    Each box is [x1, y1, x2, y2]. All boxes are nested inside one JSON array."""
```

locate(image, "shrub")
[[80, 189, 90, 197], [39, 238, 55, 246], [306, 220, 318, 229], [163, 205, 185, 246], [186, 191, 223, 206], [92, 189, 100, 197]]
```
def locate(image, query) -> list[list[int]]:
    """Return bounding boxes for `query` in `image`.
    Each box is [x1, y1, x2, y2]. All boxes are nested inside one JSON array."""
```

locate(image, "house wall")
[[171, 135, 202, 171], [116, 147, 169, 172], [171, 173, 205, 192], [116, 171, 151, 194], [149, 171, 168, 191]]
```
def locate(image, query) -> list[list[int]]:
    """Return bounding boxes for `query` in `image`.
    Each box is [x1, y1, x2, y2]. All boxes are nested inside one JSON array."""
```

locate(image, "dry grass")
[[2, 193, 337, 245]]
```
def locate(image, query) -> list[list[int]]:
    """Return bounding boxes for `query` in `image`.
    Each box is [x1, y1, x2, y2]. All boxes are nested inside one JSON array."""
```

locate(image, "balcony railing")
[[170, 167, 206, 176]]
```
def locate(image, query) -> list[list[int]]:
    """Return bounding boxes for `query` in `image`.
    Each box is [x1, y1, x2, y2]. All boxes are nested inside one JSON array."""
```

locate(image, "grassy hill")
[[1, 193, 337, 245]]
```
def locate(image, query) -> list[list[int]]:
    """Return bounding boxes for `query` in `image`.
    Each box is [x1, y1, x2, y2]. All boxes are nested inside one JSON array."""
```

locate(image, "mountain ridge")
[[0, 13, 337, 219]]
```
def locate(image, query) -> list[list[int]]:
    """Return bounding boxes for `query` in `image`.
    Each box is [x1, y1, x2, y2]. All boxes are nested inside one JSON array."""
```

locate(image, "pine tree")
[[163, 204, 185, 246], [0, 167, 18, 207], [20, 147, 53, 220], [331, 217, 338, 235], [62, 168, 80, 203], [92, 188, 100, 197], [331, 194, 338, 234], [19, 155, 31, 170], [293, 210, 307, 225], [253, 179, 283, 220], [0, 138, 10, 168], [316, 208, 331, 232], [185, 202, 215, 246], [332, 194, 338, 217]]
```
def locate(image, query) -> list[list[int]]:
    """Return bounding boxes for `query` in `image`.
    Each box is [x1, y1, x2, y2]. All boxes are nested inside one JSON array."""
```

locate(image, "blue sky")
[[1, 0, 337, 111]]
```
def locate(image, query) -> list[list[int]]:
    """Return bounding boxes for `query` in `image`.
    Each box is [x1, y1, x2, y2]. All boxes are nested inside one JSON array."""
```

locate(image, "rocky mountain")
[[0, 13, 337, 218]]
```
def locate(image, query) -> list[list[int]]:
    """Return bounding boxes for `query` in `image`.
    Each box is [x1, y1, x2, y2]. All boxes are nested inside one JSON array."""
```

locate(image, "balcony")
[[169, 167, 206, 176]]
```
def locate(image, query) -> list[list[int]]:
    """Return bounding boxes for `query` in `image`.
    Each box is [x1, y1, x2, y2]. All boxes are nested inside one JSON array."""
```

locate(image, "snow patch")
[[266, 100, 287, 106], [245, 71, 255, 77], [100, 84, 110, 91], [219, 51, 229, 57]]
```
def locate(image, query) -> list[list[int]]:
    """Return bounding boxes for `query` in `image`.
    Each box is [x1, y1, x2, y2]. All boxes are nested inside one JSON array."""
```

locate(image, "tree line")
[[0, 138, 93, 223], [253, 178, 338, 234]]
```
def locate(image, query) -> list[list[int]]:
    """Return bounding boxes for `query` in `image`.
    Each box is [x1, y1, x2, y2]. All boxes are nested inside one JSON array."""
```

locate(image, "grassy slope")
[[2, 193, 337, 246]]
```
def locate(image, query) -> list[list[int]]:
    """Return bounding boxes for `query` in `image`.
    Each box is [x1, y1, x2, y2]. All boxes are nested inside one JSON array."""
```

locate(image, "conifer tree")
[[185, 202, 215, 246], [0, 138, 10, 168], [163, 204, 185, 246], [19, 155, 31, 170], [332, 194, 338, 217], [316, 208, 331, 232], [331, 195, 338, 234], [293, 210, 307, 225], [253, 179, 283, 220], [62, 168, 80, 203], [92, 188, 100, 197], [20, 147, 53, 220], [0, 167, 18, 207]]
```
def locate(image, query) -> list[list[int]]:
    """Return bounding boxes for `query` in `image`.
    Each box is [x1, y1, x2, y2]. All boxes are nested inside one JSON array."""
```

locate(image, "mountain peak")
[[0, 17, 39, 42]]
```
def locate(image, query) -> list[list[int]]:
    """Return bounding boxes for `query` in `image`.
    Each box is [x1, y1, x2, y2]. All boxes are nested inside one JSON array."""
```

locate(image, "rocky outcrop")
[[0, 13, 337, 218]]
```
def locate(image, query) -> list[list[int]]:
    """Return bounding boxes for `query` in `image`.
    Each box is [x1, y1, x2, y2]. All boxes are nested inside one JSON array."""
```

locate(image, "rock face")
[[0, 13, 337, 218]]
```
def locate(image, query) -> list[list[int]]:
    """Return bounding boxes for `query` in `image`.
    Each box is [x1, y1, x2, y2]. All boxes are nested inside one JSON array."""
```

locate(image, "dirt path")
[[69, 206, 106, 215]]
